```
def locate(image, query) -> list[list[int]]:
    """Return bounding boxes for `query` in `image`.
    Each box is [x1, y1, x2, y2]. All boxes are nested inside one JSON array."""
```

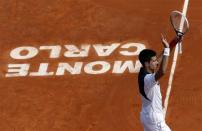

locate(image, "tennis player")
[[138, 34, 182, 131]]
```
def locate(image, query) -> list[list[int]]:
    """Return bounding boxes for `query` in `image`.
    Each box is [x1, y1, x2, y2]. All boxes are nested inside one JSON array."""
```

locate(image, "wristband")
[[163, 48, 170, 56]]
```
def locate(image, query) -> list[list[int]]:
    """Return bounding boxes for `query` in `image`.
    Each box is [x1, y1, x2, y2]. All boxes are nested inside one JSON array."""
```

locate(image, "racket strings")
[[170, 11, 189, 35]]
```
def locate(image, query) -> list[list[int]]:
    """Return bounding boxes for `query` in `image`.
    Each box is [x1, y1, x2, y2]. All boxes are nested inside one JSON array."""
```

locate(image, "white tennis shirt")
[[141, 73, 164, 114]]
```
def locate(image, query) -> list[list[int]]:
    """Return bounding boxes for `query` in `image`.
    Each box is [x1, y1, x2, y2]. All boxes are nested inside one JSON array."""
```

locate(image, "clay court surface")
[[0, 0, 202, 130]]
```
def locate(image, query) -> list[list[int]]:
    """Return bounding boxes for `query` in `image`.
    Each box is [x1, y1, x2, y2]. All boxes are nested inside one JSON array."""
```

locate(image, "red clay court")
[[0, 0, 202, 131]]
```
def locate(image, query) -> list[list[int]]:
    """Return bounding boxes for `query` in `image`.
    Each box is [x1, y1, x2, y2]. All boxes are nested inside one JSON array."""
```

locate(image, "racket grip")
[[178, 42, 183, 54]]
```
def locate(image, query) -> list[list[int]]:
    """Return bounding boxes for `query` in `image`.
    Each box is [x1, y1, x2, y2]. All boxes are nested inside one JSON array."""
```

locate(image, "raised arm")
[[157, 35, 183, 64], [155, 34, 182, 81]]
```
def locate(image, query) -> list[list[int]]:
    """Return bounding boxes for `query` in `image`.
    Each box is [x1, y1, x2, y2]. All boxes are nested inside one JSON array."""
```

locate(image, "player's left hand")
[[161, 34, 169, 48]]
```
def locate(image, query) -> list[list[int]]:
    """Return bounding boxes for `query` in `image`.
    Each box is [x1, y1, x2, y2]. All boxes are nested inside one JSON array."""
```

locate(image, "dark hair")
[[138, 49, 156, 67]]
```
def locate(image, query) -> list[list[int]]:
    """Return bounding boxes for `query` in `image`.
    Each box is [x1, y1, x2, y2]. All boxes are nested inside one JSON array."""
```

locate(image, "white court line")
[[163, 0, 189, 117], [179, 0, 189, 54]]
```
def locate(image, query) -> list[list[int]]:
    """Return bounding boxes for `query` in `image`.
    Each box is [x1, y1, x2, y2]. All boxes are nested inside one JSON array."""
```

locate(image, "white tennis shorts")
[[140, 112, 171, 131]]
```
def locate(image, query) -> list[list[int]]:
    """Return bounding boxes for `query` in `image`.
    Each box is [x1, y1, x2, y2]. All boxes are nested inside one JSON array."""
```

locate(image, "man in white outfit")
[[138, 34, 182, 131]]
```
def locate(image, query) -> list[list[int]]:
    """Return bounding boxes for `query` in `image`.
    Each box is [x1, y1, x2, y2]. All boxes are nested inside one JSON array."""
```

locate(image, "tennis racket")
[[170, 10, 189, 37]]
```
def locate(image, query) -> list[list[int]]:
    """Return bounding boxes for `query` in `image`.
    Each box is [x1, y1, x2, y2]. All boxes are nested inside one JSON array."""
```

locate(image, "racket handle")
[[178, 42, 183, 54]]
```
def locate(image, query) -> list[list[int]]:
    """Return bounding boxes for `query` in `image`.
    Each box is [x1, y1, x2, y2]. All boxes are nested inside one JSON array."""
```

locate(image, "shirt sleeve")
[[144, 74, 157, 89]]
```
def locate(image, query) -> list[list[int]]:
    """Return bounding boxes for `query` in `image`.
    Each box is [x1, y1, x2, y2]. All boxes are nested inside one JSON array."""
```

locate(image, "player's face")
[[149, 56, 159, 71]]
